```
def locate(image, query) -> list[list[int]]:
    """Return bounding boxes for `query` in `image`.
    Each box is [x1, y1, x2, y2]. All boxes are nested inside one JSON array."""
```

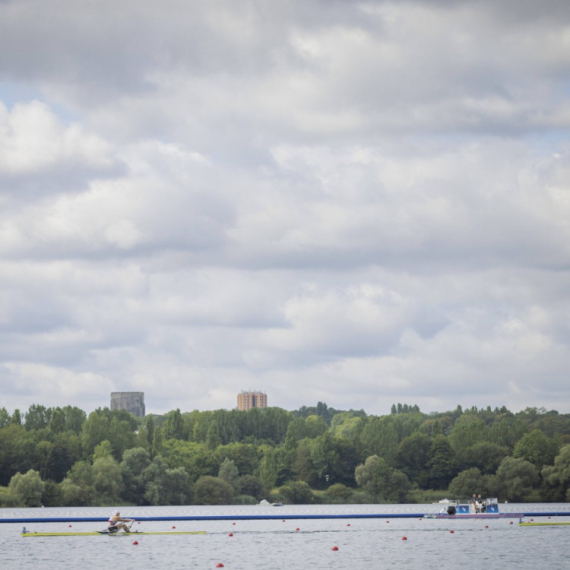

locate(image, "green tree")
[[82, 410, 136, 460], [396, 432, 431, 479], [120, 447, 151, 505], [8, 469, 45, 507], [285, 418, 308, 449], [92, 455, 123, 504], [462, 442, 509, 475], [513, 429, 559, 470], [36, 441, 52, 480], [93, 440, 113, 460], [292, 440, 314, 482], [0, 424, 38, 485], [360, 417, 399, 466], [63, 406, 87, 434], [304, 415, 328, 439], [325, 483, 354, 503], [355, 455, 411, 502], [143, 455, 168, 505], [496, 456, 538, 502], [145, 415, 156, 449], [541, 445, 570, 501], [217, 443, 260, 475], [206, 420, 222, 450], [448, 468, 486, 498], [161, 409, 186, 440], [194, 476, 235, 505], [237, 474, 267, 501], [448, 415, 489, 467], [279, 480, 314, 504], [11, 409, 22, 426], [258, 445, 290, 489], [163, 440, 220, 482], [309, 432, 339, 488], [426, 435, 459, 489], [24, 405, 51, 431], [47, 433, 83, 483], [163, 467, 193, 505], [49, 408, 66, 434], [60, 460, 95, 506], [218, 457, 240, 489], [0, 407, 10, 428]]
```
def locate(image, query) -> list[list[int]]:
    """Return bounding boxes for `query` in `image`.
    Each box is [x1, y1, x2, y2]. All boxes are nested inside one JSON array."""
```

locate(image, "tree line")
[[2, 402, 570, 507]]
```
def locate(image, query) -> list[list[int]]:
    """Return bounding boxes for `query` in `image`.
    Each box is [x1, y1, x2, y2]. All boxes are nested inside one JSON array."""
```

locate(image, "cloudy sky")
[[1, 0, 570, 416]]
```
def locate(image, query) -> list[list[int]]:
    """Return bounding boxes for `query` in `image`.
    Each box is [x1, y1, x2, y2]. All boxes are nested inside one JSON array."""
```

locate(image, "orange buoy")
[[332, 546, 339, 551]]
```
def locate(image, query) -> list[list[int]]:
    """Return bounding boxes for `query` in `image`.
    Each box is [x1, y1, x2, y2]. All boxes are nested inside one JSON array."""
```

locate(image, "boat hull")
[[519, 522, 570, 527], [425, 513, 523, 520], [21, 530, 206, 537]]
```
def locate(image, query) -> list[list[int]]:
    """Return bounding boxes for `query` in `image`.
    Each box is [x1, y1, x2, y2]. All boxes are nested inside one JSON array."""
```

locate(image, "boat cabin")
[[445, 498, 499, 515]]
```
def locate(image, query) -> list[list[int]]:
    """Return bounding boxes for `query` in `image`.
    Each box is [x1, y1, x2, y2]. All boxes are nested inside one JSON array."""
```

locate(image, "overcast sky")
[[1, 0, 570, 416]]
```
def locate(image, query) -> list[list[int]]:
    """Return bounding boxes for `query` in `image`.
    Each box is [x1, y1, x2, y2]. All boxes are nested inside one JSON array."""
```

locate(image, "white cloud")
[[0, 100, 114, 174], [1, 0, 570, 415]]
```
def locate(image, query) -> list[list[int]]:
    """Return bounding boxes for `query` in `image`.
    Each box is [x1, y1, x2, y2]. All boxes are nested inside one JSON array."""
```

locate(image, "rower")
[[108, 510, 134, 533]]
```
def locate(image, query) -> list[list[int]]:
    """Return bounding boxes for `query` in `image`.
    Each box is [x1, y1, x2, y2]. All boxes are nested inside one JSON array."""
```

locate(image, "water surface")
[[2, 504, 568, 570]]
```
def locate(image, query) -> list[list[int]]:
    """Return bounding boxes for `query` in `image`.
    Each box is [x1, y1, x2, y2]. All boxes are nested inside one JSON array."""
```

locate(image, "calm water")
[[1, 504, 569, 570]]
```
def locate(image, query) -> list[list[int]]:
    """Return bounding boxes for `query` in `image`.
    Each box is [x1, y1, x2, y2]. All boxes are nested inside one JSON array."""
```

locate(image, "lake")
[[2, 504, 569, 569]]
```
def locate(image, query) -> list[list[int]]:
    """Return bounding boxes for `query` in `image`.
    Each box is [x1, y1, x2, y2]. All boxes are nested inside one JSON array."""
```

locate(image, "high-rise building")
[[237, 390, 267, 411], [110, 392, 145, 417]]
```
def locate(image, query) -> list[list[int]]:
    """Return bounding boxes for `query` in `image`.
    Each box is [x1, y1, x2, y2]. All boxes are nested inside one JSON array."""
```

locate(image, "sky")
[[1, 0, 570, 417]]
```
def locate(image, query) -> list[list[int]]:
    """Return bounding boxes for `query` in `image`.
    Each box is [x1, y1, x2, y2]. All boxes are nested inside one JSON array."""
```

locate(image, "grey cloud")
[[1, 0, 570, 415]]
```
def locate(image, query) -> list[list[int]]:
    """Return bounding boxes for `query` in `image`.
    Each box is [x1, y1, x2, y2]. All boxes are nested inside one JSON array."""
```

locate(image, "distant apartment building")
[[110, 392, 145, 417], [237, 391, 267, 411]]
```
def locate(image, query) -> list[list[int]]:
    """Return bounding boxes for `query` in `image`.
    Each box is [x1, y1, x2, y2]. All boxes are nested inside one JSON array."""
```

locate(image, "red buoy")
[[228, 533, 233, 537], [216, 564, 224, 568], [510, 522, 513, 525], [296, 528, 300, 531], [172, 526, 176, 529], [132, 540, 138, 545], [450, 530, 454, 534], [402, 536, 407, 541], [347, 524, 351, 527], [485, 525, 488, 529], [332, 546, 339, 551]]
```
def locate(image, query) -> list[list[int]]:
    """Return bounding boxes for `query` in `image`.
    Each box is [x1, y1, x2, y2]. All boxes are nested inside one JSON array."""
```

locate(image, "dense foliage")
[[2, 402, 570, 507]]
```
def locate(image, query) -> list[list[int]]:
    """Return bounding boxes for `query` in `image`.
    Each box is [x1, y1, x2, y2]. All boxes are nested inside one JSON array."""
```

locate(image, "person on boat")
[[108, 510, 134, 533], [478, 494, 486, 513], [471, 494, 478, 513]]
